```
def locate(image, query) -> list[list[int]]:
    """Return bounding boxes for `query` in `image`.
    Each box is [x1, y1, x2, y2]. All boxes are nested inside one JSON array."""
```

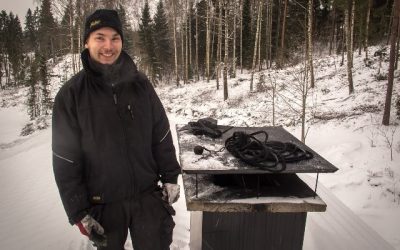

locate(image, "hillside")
[[156, 45, 400, 248], [0, 45, 399, 249]]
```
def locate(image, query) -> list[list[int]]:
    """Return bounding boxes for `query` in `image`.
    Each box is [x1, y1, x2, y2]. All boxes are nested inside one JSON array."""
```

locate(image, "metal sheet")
[[177, 125, 338, 174]]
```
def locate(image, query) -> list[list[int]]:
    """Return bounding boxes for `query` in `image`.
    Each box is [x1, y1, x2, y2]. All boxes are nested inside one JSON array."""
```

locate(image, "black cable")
[[225, 131, 313, 172]]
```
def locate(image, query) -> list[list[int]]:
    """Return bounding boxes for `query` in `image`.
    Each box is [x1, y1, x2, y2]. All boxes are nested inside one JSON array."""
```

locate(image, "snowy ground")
[[0, 46, 399, 249]]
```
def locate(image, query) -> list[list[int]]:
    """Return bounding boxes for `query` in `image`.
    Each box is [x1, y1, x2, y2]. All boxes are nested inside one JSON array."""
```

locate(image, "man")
[[52, 9, 181, 250]]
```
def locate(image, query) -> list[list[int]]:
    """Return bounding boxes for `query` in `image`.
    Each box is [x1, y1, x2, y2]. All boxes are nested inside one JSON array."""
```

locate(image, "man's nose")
[[103, 39, 113, 49]]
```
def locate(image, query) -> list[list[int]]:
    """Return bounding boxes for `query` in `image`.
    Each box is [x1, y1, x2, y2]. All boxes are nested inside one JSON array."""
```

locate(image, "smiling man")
[[85, 26, 122, 64], [52, 9, 181, 250]]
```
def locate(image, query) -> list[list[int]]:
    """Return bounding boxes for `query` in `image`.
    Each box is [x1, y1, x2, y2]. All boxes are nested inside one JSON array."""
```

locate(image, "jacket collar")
[[81, 49, 138, 86]]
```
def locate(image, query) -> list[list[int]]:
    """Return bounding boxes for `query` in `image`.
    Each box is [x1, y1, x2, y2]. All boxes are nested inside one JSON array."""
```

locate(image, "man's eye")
[[95, 37, 104, 41], [113, 37, 121, 41]]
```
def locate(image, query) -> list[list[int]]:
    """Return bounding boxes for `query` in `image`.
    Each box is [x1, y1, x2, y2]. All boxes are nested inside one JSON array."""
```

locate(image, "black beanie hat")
[[84, 9, 123, 43]]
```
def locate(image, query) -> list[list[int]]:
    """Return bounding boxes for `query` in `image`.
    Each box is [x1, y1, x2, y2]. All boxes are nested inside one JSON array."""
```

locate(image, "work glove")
[[162, 183, 180, 205], [76, 214, 107, 247]]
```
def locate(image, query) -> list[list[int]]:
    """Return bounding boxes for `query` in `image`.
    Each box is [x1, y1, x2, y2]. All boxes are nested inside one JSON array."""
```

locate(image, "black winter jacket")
[[52, 49, 181, 224]]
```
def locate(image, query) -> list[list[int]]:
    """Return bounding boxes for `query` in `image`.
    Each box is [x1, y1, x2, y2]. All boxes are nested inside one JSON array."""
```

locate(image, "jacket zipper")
[[112, 84, 137, 199], [127, 104, 134, 120], [112, 86, 118, 104]]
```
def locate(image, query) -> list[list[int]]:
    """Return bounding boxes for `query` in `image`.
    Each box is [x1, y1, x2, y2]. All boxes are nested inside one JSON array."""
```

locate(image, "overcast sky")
[[1, 0, 37, 23]]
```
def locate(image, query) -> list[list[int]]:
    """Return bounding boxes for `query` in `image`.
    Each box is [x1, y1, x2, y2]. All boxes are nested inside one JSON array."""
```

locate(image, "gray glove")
[[76, 214, 104, 237], [162, 183, 180, 205]]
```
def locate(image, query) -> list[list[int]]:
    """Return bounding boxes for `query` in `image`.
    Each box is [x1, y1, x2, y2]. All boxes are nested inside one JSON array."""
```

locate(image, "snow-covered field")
[[0, 46, 399, 249]]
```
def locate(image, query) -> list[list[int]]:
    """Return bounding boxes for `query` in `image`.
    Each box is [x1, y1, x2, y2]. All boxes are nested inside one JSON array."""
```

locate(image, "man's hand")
[[162, 183, 180, 205], [76, 214, 104, 237]]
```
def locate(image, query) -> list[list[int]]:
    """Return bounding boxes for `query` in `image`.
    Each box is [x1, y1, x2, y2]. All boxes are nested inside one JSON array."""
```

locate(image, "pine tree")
[[195, 0, 207, 78], [24, 9, 38, 53], [27, 57, 39, 119], [38, 0, 57, 59], [38, 54, 52, 115], [139, 1, 158, 85], [60, 2, 74, 55], [153, 0, 173, 82], [6, 13, 25, 85], [0, 11, 8, 88], [117, 4, 134, 57]]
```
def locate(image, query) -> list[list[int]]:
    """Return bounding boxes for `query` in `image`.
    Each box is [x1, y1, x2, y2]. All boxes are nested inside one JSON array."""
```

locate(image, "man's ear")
[[85, 43, 88, 48]]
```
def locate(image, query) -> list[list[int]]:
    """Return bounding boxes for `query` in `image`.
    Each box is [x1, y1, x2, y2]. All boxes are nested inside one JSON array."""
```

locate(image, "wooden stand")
[[177, 125, 337, 250]]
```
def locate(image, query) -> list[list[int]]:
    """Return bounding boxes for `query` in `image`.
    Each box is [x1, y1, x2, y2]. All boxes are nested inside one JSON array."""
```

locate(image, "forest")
[[0, 0, 399, 129]]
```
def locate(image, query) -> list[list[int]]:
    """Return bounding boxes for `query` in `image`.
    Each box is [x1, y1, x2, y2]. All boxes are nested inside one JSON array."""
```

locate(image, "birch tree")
[[206, 0, 211, 82], [223, 0, 229, 100], [250, 0, 262, 91], [216, 0, 222, 90], [307, 0, 315, 88]]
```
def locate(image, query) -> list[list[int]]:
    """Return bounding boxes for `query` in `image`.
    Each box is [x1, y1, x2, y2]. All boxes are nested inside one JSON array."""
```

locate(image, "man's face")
[[85, 27, 122, 65]]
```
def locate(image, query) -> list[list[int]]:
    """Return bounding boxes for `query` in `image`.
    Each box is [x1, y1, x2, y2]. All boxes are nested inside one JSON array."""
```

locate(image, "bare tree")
[[379, 126, 397, 161]]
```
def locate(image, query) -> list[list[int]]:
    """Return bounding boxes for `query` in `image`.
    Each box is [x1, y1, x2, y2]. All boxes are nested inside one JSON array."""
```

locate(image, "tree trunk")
[[223, 0, 229, 100], [329, 3, 336, 56], [340, 22, 345, 66], [350, 0, 355, 67], [278, 0, 288, 68], [232, 0, 237, 78], [68, 0, 77, 74], [78, 25, 82, 70], [307, 0, 315, 88], [206, 0, 211, 82], [195, 7, 199, 80], [240, 0, 243, 73], [365, 0, 372, 61], [266, 0, 273, 68], [257, 1, 263, 71], [358, 16, 362, 56], [189, 0, 192, 74], [275, 0, 282, 67], [216, 0, 222, 90], [172, 0, 180, 86], [345, 1, 354, 94], [396, 22, 400, 69], [250, 0, 262, 91], [382, 0, 400, 125], [185, 0, 189, 84]]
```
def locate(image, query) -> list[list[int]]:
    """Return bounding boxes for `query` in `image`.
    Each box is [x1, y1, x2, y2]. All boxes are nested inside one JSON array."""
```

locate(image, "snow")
[[1, 45, 399, 249]]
